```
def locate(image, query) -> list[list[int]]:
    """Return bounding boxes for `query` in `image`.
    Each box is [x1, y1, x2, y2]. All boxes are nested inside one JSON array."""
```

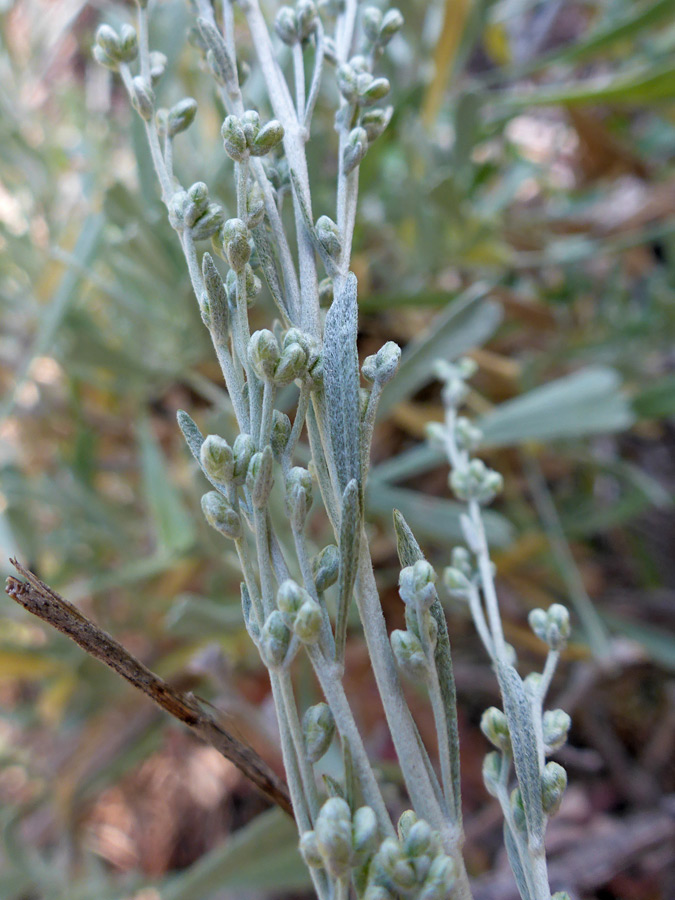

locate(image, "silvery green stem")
[[282, 381, 311, 473], [293, 42, 306, 121], [307, 644, 395, 837], [468, 498, 507, 657], [277, 669, 321, 819], [303, 21, 325, 128]]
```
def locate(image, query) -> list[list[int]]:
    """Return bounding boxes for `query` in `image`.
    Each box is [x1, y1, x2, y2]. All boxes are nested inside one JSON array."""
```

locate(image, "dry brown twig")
[[4, 557, 293, 817]]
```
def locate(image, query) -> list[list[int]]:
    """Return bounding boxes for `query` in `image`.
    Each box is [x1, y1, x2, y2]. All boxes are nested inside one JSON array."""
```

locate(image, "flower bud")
[[285, 466, 313, 513], [510, 788, 527, 833], [131, 76, 154, 120], [397, 809, 418, 840], [222, 218, 251, 272], [168, 97, 197, 136], [442, 566, 472, 599], [274, 6, 299, 44], [271, 410, 292, 459], [118, 24, 138, 62], [343, 127, 368, 174], [232, 432, 255, 483], [480, 707, 510, 753], [450, 459, 503, 504], [528, 604, 570, 650], [361, 106, 393, 142], [455, 416, 483, 452], [398, 560, 437, 609], [315, 215, 342, 261], [274, 342, 308, 385], [277, 579, 311, 619], [261, 610, 292, 667], [352, 806, 378, 861], [149, 51, 167, 85], [336, 63, 358, 102], [482, 751, 501, 797], [251, 120, 285, 156], [380, 8, 404, 44], [201, 491, 242, 539], [249, 329, 281, 380], [541, 761, 567, 815], [92, 44, 119, 70], [246, 446, 275, 508], [184, 182, 210, 227], [362, 6, 382, 42], [312, 544, 339, 592], [299, 830, 323, 868], [303, 702, 336, 762], [297, 0, 318, 39], [543, 709, 571, 753], [200, 434, 234, 483], [360, 76, 390, 106], [222, 115, 247, 161], [95, 24, 121, 57], [391, 629, 427, 682], [404, 819, 433, 858], [191, 204, 225, 240], [419, 854, 455, 900], [202, 252, 229, 333], [245, 182, 265, 227], [294, 600, 323, 643], [362, 340, 401, 385], [315, 797, 353, 877]]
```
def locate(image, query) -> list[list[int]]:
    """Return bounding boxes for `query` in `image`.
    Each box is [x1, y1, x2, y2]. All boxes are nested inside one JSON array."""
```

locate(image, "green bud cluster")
[[312, 544, 340, 592], [541, 761, 567, 815], [480, 706, 511, 753], [302, 702, 336, 762], [93, 23, 138, 70], [450, 458, 503, 505], [200, 434, 234, 483], [277, 579, 322, 644], [274, 0, 318, 45], [248, 328, 317, 387], [362, 6, 404, 49], [528, 604, 571, 650], [337, 58, 390, 107], [261, 609, 292, 667], [398, 560, 437, 610], [362, 341, 401, 385], [221, 111, 284, 162], [364, 811, 455, 900], [201, 491, 242, 540], [542, 709, 571, 754], [285, 465, 314, 528], [246, 446, 275, 508], [315, 215, 342, 262], [168, 184, 224, 240], [390, 629, 428, 683], [300, 798, 379, 878]]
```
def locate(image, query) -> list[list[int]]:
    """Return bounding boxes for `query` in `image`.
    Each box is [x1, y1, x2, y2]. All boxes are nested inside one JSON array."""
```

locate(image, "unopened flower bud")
[[529, 604, 570, 650], [312, 544, 339, 592], [482, 751, 501, 797], [397, 809, 418, 840], [118, 24, 138, 62], [251, 120, 285, 156], [362, 341, 401, 385], [249, 329, 281, 380], [274, 6, 298, 44], [232, 433, 255, 483], [391, 629, 427, 682], [299, 830, 323, 868], [455, 416, 483, 452], [343, 127, 368, 174], [201, 491, 242, 539], [362, 6, 382, 42], [361, 106, 393, 142], [399, 559, 437, 609], [404, 819, 433, 858], [202, 252, 229, 333], [200, 435, 234, 483], [148, 51, 167, 84], [315, 797, 353, 877], [274, 342, 307, 385], [261, 610, 292, 667], [95, 24, 121, 58], [222, 115, 247, 161], [191, 203, 224, 240], [92, 44, 119, 70], [294, 600, 323, 643], [420, 854, 455, 900], [543, 709, 571, 753], [315, 215, 342, 261], [131, 76, 154, 120], [380, 8, 404, 44], [271, 410, 292, 459], [246, 446, 275, 508], [303, 702, 335, 762], [541, 761, 567, 815], [168, 97, 197, 136], [442, 566, 472, 599], [480, 707, 510, 753], [222, 218, 251, 272], [245, 182, 265, 227], [285, 466, 313, 513], [277, 579, 311, 619], [360, 76, 390, 106], [297, 0, 318, 39], [351, 806, 378, 861], [336, 63, 358, 102]]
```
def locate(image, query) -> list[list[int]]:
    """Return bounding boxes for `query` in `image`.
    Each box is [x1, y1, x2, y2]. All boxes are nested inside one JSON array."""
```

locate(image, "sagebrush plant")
[[93, 2, 572, 898]]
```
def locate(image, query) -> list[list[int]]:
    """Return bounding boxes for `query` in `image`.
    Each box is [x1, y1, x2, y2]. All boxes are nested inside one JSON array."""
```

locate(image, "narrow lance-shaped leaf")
[[503, 822, 535, 900], [393, 509, 462, 825], [497, 661, 545, 850], [335, 479, 360, 665], [323, 272, 361, 495], [177, 410, 233, 498]]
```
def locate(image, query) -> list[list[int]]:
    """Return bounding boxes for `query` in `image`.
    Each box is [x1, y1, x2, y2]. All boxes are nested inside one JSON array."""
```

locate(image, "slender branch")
[[4, 559, 292, 817]]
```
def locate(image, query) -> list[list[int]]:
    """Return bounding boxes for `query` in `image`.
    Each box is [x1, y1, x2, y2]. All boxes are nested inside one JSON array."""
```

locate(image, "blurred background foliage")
[[0, 0, 674, 897]]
